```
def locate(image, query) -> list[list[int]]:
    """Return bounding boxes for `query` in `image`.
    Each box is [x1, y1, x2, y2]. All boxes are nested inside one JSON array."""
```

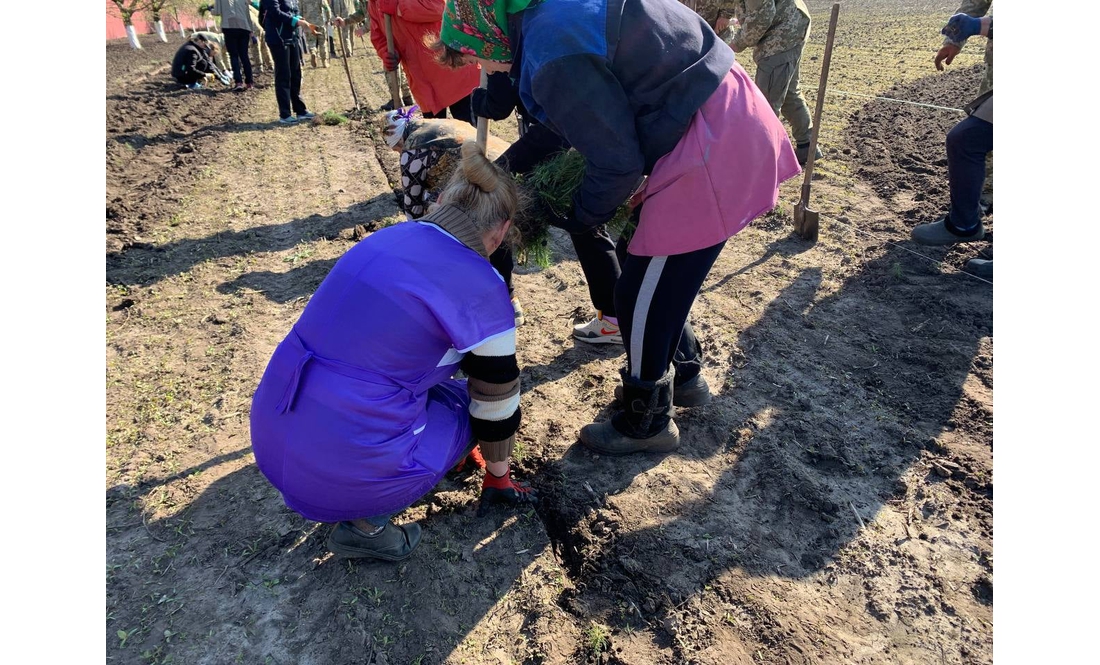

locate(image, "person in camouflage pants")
[[727, 1, 816, 165], [328, 0, 358, 57], [299, 0, 332, 68], [935, 0, 992, 208]]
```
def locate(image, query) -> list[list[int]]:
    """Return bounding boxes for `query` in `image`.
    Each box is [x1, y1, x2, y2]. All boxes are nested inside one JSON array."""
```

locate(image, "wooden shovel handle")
[[383, 15, 403, 110], [475, 69, 489, 151], [800, 3, 840, 194], [335, 24, 360, 110]]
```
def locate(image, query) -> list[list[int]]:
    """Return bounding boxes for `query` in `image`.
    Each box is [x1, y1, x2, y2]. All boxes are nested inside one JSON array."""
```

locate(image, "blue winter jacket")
[[508, 0, 735, 228]]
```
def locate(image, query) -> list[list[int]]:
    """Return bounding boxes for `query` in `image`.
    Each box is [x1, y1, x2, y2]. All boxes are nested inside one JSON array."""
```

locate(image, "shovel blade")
[[794, 203, 820, 242]]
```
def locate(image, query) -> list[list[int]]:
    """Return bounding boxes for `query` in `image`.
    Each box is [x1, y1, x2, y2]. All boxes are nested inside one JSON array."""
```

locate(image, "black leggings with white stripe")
[[614, 241, 726, 382]]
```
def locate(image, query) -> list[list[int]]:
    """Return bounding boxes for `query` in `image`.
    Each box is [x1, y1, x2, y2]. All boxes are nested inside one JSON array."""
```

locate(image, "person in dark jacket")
[[171, 35, 221, 89], [467, 71, 571, 326], [259, 0, 322, 123], [438, 0, 800, 455]]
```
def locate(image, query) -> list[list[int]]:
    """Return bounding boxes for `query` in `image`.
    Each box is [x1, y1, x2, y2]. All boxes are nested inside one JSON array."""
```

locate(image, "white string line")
[[810, 88, 968, 114], [824, 215, 993, 286]]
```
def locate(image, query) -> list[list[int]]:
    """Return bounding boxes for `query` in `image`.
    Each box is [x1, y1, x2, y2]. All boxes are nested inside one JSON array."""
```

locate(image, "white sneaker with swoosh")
[[573, 313, 622, 345]]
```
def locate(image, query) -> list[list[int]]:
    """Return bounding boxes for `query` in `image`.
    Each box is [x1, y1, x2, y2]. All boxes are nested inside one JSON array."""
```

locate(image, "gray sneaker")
[[911, 217, 985, 246], [296, 111, 316, 121], [278, 116, 299, 125], [964, 258, 993, 279]]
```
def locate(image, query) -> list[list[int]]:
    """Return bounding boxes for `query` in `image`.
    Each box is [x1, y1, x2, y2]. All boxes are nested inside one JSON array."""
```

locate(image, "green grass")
[[317, 109, 349, 126]]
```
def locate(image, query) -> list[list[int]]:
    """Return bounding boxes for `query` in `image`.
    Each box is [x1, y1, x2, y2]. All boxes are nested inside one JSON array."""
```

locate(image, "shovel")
[[335, 23, 360, 110], [475, 69, 489, 151], [794, 2, 840, 242], [383, 15, 404, 110]]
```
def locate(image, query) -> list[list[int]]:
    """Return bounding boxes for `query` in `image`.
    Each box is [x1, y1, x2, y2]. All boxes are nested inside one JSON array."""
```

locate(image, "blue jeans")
[[946, 115, 994, 235]]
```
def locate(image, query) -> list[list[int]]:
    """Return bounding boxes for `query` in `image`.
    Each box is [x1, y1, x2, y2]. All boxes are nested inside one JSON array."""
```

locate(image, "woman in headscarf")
[[381, 105, 526, 325], [435, 0, 800, 455]]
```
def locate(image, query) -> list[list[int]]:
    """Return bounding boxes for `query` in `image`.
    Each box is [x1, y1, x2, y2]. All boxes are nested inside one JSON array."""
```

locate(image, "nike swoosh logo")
[[600, 328, 619, 336]]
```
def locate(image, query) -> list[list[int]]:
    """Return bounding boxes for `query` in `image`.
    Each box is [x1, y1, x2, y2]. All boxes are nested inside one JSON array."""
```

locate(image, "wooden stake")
[[475, 69, 489, 151]]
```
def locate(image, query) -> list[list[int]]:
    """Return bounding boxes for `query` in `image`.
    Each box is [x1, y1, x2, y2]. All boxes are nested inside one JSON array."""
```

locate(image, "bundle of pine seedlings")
[[513, 150, 635, 268]]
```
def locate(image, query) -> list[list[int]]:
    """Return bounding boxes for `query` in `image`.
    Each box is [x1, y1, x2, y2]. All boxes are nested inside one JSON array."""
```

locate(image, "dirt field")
[[106, 3, 993, 663]]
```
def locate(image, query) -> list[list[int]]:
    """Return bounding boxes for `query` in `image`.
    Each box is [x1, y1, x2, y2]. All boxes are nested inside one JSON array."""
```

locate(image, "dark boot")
[[327, 521, 421, 561], [581, 369, 680, 455], [614, 372, 712, 407], [796, 141, 823, 166], [672, 372, 712, 407]]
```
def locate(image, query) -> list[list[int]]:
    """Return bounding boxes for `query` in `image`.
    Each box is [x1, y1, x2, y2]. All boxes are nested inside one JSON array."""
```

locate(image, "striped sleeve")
[[461, 329, 520, 461]]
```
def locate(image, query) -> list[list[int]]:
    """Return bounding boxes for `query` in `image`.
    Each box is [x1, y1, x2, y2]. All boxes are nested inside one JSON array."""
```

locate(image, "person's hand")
[[383, 50, 400, 71], [934, 43, 961, 71], [715, 16, 731, 33], [299, 20, 320, 36], [548, 211, 592, 236], [479, 470, 538, 516], [333, 16, 345, 27], [378, 0, 399, 15], [941, 13, 983, 42]]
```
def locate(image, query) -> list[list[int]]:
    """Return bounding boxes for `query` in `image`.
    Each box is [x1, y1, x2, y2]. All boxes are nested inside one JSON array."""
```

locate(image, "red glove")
[[479, 469, 538, 515], [383, 50, 400, 71], [378, 0, 399, 15], [451, 445, 486, 474]]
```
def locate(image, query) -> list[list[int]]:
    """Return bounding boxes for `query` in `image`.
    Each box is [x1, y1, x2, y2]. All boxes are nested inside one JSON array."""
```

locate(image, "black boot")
[[327, 521, 421, 561], [581, 368, 680, 455]]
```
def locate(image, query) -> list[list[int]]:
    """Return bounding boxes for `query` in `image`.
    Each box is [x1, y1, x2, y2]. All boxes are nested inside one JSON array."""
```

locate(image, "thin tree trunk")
[[155, 20, 168, 42], [125, 23, 143, 50]]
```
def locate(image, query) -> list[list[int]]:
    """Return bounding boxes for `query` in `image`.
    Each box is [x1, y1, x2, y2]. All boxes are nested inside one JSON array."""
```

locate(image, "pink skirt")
[[628, 63, 801, 257]]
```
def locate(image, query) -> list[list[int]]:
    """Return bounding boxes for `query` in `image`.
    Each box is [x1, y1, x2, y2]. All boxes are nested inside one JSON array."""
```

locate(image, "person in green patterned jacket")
[[720, 0, 818, 166]]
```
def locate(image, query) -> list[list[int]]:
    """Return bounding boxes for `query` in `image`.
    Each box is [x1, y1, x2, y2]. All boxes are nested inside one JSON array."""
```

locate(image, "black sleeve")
[[472, 72, 521, 122], [532, 55, 645, 229]]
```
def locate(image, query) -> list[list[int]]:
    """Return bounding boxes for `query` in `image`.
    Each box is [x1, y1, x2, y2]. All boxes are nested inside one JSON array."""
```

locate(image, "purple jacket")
[[249, 221, 514, 522]]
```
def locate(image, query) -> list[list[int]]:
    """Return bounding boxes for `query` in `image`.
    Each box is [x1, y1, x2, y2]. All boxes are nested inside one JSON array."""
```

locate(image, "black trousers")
[[267, 37, 307, 119], [223, 28, 253, 85], [173, 69, 205, 85], [489, 246, 514, 296], [615, 240, 724, 383], [422, 94, 472, 124], [487, 121, 570, 299]]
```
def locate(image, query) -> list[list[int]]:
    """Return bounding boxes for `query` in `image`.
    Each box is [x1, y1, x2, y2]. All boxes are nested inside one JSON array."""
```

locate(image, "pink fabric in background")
[[628, 62, 801, 257]]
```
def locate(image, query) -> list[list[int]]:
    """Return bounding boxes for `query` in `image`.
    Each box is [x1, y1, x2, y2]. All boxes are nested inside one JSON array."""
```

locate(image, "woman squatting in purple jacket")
[[250, 143, 537, 561]]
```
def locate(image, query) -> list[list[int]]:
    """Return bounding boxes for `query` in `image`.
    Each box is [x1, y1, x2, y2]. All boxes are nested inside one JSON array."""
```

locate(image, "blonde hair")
[[435, 141, 520, 236]]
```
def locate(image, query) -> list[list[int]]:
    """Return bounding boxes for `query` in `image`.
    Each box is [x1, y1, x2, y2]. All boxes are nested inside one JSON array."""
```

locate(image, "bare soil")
[[106, 5, 993, 664]]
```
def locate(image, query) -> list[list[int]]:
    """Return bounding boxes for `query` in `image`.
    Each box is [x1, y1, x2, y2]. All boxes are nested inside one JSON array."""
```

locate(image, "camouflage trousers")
[[306, 32, 330, 68], [754, 44, 813, 146], [980, 41, 992, 204]]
